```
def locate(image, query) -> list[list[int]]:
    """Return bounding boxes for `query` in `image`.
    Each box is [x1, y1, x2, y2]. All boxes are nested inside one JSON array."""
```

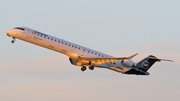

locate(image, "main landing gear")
[[89, 66, 94, 70], [81, 66, 94, 71], [81, 66, 86, 71]]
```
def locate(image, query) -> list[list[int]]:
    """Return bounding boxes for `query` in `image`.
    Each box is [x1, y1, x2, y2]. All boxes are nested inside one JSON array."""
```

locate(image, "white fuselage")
[[6, 27, 132, 73]]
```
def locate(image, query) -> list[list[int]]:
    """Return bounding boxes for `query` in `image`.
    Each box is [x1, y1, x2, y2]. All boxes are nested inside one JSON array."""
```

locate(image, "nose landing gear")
[[7, 33, 16, 43], [11, 37, 16, 43], [11, 40, 15, 43], [7, 33, 11, 37]]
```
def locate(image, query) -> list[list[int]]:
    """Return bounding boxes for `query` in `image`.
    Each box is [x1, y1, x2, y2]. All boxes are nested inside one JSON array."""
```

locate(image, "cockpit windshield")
[[14, 27, 25, 31]]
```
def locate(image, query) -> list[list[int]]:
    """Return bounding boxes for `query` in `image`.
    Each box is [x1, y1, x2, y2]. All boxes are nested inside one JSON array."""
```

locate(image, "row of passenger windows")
[[34, 32, 105, 57]]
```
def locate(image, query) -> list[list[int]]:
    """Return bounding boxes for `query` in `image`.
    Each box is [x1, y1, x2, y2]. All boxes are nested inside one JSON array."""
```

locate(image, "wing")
[[77, 53, 138, 65]]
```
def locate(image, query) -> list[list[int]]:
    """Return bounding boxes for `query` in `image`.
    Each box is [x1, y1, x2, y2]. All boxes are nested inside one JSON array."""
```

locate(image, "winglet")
[[128, 53, 138, 59], [148, 57, 173, 62]]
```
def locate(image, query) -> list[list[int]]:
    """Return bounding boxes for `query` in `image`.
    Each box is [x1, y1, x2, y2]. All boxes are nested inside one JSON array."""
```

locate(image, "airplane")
[[5, 27, 172, 75]]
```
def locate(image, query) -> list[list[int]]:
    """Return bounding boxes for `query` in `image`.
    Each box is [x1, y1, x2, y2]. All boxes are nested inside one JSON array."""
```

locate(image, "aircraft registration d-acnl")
[[5, 27, 172, 75]]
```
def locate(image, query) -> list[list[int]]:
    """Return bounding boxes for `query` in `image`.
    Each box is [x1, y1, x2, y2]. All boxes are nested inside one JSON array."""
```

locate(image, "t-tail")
[[125, 55, 172, 75]]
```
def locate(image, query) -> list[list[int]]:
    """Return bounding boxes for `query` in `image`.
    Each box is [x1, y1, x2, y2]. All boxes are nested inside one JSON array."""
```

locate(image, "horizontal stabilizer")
[[147, 57, 173, 62]]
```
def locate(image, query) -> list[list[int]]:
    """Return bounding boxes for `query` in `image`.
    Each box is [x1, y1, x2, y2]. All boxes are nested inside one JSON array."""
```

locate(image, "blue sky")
[[0, 0, 180, 101]]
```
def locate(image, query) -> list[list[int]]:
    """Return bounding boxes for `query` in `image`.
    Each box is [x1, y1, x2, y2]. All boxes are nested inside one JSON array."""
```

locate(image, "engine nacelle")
[[122, 59, 136, 67]]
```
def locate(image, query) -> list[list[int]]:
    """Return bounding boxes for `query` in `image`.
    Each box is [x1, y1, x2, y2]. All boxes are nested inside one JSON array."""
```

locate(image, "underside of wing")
[[76, 53, 138, 65]]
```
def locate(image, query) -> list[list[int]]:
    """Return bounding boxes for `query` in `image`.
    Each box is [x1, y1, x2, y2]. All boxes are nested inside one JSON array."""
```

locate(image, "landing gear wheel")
[[81, 66, 86, 71], [89, 66, 94, 70], [11, 40, 15, 43]]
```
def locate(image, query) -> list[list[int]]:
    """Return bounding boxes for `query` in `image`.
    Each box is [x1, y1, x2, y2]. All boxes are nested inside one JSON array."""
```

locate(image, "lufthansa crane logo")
[[142, 61, 149, 69]]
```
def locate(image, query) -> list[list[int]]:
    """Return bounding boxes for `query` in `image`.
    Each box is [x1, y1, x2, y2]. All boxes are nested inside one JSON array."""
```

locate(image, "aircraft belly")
[[96, 63, 110, 68], [109, 67, 132, 73]]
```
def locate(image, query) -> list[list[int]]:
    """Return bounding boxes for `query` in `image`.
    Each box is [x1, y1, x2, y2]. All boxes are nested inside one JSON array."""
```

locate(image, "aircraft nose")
[[5, 30, 10, 34], [5, 29, 14, 37], [5, 29, 13, 34]]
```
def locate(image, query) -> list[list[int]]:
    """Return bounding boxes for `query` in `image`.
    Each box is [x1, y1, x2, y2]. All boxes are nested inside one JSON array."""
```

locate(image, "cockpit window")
[[14, 27, 25, 31]]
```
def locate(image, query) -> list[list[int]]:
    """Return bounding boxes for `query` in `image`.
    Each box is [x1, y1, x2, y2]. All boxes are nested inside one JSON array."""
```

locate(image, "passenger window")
[[75, 46, 77, 48], [69, 44, 70, 46], [95, 53, 97, 55], [88, 51, 90, 53], [55, 40, 56, 42], [72, 45, 74, 47], [99, 54, 100, 56], [62, 42, 63, 44], [65, 43, 67, 45], [78, 47, 80, 50], [51, 38, 53, 40], [83, 49, 85, 51], [47, 37, 49, 39], [58, 41, 60, 43], [44, 36, 46, 38], [92, 52, 93, 54]]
